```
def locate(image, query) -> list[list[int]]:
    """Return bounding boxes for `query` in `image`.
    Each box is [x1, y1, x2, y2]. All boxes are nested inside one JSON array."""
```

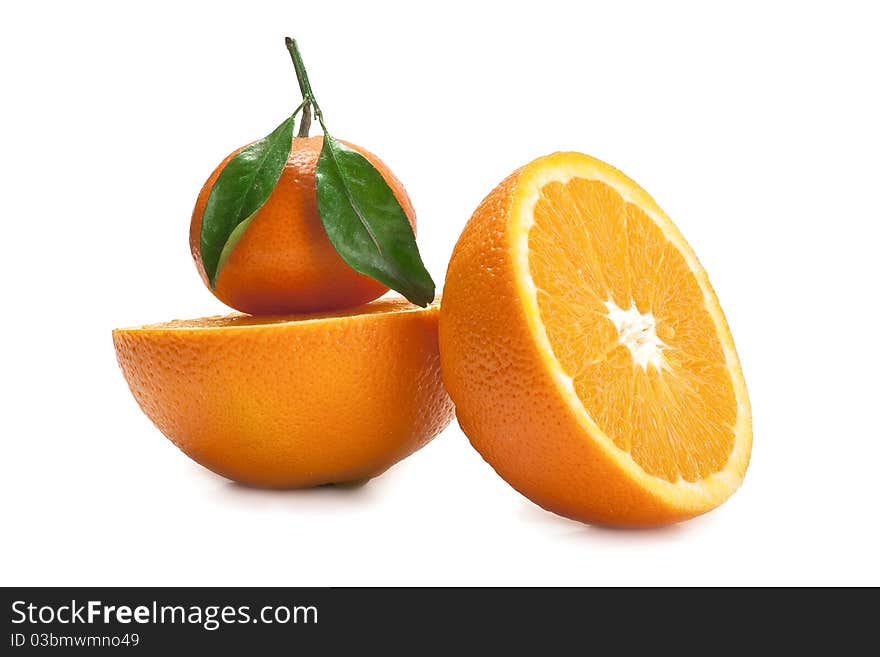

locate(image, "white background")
[[2, 1, 878, 586]]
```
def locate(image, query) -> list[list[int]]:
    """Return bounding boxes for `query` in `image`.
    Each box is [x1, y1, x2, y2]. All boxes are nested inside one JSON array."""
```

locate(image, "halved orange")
[[113, 299, 453, 488], [440, 152, 751, 526]]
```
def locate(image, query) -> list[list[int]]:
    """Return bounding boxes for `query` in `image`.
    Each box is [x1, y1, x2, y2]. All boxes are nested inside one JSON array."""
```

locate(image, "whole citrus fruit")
[[113, 299, 452, 488], [439, 152, 752, 527], [190, 136, 416, 314]]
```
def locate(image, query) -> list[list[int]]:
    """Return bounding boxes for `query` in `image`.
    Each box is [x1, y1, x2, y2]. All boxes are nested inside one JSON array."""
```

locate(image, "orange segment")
[[440, 151, 752, 526]]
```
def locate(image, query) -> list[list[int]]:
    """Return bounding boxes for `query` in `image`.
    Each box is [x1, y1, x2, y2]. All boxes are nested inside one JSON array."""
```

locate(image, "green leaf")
[[200, 117, 294, 287], [315, 136, 435, 306]]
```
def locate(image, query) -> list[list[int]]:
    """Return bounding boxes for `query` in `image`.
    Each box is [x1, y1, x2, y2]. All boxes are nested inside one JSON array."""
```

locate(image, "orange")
[[113, 299, 452, 488], [190, 136, 417, 315], [439, 152, 752, 527]]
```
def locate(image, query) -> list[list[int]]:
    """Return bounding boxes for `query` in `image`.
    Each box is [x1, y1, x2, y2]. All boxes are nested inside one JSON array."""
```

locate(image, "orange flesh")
[[529, 178, 737, 482], [129, 298, 421, 330]]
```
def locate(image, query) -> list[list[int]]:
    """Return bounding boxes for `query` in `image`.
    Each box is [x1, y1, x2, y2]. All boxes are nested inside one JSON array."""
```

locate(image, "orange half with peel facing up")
[[440, 152, 752, 527], [113, 299, 453, 488]]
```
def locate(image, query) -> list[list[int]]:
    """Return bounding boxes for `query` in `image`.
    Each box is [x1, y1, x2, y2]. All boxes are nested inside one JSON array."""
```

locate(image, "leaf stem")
[[285, 36, 328, 136], [298, 104, 312, 138], [291, 99, 308, 125]]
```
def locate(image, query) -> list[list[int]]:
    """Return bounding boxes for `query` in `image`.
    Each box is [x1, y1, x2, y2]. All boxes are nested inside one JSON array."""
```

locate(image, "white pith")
[[604, 299, 666, 370]]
